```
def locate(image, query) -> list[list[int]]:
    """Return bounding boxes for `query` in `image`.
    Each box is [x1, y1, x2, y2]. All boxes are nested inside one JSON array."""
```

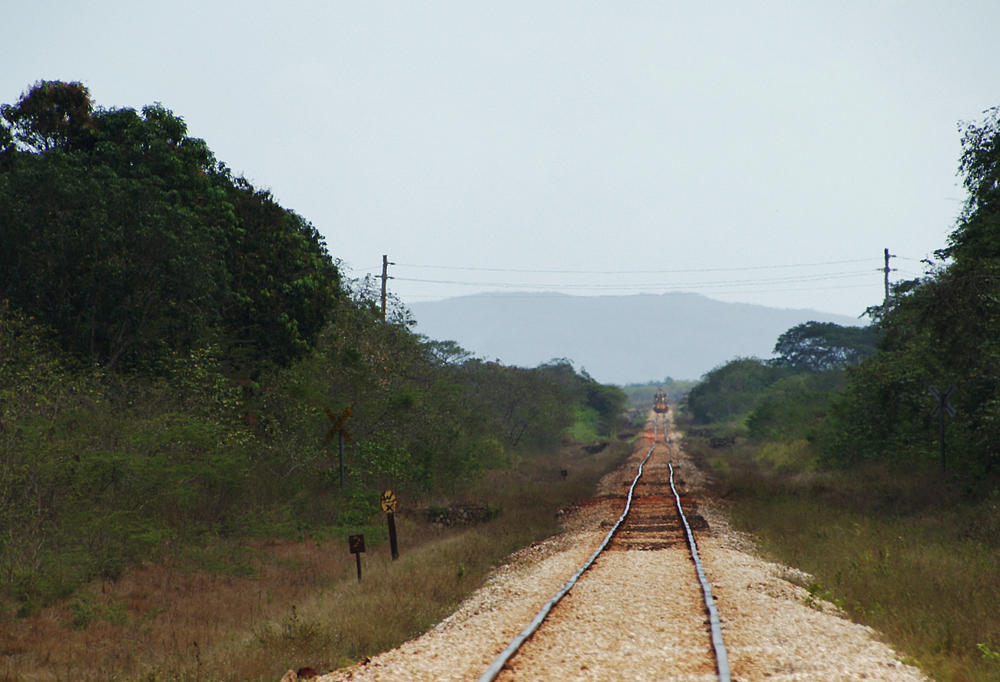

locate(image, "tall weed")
[[0, 441, 629, 682], [687, 433, 1000, 682]]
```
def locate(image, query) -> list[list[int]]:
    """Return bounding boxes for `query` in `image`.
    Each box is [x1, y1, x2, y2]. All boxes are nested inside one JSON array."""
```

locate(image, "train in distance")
[[653, 389, 669, 414]]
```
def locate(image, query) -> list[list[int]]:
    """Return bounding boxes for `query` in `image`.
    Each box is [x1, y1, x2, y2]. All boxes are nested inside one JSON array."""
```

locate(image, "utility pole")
[[884, 248, 895, 312], [380, 255, 394, 321]]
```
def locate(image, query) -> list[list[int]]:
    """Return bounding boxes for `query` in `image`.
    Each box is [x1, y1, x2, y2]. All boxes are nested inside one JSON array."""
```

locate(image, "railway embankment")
[[309, 412, 927, 682]]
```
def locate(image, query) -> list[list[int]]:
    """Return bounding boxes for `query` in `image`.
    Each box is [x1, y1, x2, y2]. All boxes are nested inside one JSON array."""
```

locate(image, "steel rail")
[[669, 460, 731, 682], [475, 443, 656, 682]]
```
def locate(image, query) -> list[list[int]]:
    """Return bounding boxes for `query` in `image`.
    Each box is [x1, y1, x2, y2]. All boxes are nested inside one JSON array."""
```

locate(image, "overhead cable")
[[393, 269, 876, 291], [392, 258, 877, 275]]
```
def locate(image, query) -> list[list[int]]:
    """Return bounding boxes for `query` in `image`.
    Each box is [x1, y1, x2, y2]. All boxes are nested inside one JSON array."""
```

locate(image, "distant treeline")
[[676, 105, 1000, 682], [620, 378, 697, 414], [683, 104, 1000, 485]]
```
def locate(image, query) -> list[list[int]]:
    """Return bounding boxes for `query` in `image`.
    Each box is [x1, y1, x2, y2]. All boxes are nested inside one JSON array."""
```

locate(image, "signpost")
[[325, 407, 352, 488], [929, 385, 956, 472], [381, 490, 399, 560], [348, 534, 365, 581]]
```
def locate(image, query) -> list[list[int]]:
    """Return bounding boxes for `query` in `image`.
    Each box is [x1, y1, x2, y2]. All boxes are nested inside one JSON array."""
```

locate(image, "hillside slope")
[[409, 292, 863, 383]]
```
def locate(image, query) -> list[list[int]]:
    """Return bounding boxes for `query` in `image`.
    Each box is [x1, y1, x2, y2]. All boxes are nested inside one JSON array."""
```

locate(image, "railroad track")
[[477, 411, 731, 682], [311, 408, 931, 682], [312, 409, 930, 682]]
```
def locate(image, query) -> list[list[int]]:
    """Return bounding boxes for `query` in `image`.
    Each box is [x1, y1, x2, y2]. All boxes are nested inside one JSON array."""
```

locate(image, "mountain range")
[[408, 292, 865, 384]]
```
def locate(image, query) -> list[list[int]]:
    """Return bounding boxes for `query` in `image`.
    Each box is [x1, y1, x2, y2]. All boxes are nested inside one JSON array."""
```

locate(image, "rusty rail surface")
[[670, 457, 731, 682], [475, 443, 656, 682], [477, 417, 732, 682]]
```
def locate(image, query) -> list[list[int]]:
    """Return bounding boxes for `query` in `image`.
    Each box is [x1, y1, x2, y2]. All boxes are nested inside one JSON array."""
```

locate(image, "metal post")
[[381, 255, 388, 320], [339, 431, 346, 489], [884, 248, 891, 312], [380, 255, 394, 321], [939, 408, 946, 473], [388, 512, 399, 560], [929, 385, 955, 473], [348, 534, 365, 581]]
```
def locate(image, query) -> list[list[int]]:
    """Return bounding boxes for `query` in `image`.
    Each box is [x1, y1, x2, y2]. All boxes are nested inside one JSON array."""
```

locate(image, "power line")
[[350, 255, 904, 309], [391, 258, 877, 275], [393, 269, 876, 291], [400, 281, 880, 301]]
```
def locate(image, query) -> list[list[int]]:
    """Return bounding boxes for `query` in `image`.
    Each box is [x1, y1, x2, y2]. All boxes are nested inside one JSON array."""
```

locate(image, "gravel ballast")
[[309, 417, 928, 682]]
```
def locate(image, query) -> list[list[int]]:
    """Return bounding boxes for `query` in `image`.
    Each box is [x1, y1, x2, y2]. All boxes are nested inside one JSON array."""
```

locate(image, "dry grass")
[[0, 537, 353, 682], [685, 432, 1000, 682], [0, 440, 630, 682]]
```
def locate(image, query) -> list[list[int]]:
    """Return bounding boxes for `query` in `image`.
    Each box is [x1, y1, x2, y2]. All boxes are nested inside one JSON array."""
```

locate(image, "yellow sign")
[[381, 489, 398, 514]]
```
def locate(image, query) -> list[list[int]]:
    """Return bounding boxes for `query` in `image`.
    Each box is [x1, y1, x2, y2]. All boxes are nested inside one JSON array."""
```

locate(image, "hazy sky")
[[5, 1, 999, 318]]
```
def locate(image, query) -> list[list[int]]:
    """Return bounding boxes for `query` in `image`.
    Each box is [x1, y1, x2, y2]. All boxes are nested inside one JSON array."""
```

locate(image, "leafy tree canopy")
[[939, 106, 1000, 265], [685, 358, 788, 424], [771, 321, 880, 372], [826, 105, 1000, 477], [1, 80, 97, 153], [0, 81, 339, 374]]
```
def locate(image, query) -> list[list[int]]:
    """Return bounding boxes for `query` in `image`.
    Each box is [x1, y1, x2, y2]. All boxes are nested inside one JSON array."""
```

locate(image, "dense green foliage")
[[683, 320, 876, 430], [772, 321, 879, 372], [1, 81, 339, 374], [685, 358, 790, 424], [675, 104, 1000, 682], [743, 369, 848, 442], [0, 82, 629, 622], [0, 287, 623, 613], [826, 107, 1000, 479], [683, 353, 849, 444]]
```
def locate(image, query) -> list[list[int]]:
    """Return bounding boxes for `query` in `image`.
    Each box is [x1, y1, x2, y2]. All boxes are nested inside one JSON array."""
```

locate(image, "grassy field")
[[680, 417, 1000, 682], [0, 440, 632, 682]]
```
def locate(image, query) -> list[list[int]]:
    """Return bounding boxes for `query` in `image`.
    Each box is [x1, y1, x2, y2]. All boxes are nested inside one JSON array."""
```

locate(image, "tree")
[[0, 82, 340, 373], [1, 80, 97, 152], [219, 179, 340, 370], [939, 106, 1000, 265], [0, 152, 221, 369], [827, 106, 1000, 475], [771, 322, 880, 372], [685, 358, 788, 424]]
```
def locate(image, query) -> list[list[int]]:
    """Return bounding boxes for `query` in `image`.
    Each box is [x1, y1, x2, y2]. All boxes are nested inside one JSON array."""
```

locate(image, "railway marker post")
[[381, 490, 399, 560], [348, 534, 365, 581], [929, 385, 956, 472], [325, 407, 352, 488]]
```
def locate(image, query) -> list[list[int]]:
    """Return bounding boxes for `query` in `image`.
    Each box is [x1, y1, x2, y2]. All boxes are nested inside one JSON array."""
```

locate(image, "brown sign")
[[348, 534, 365, 554], [325, 407, 352, 441]]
